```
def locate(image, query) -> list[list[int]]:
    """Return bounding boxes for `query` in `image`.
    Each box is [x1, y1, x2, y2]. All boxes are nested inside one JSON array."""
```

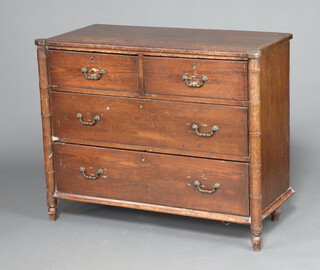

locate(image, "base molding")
[[262, 187, 295, 220], [53, 191, 250, 224], [53, 187, 294, 225]]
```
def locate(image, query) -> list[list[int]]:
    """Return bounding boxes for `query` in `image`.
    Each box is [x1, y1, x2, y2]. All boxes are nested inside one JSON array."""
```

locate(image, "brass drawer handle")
[[191, 123, 218, 137], [81, 67, 105, 80], [182, 74, 208, 88], [76, 113, 100, 126], [193, 180, 220, 194], [182, 63, 208, 88], [80, 167, 103, 180]]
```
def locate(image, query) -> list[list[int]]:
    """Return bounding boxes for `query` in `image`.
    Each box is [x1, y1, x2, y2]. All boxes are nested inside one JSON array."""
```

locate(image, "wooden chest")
[[35, 24, 294, 251]]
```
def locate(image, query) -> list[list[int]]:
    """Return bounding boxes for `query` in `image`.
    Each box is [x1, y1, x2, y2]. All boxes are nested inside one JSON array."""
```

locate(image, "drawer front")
[[48, 50, 139, 92], [51, 92, 248, 157], [144, 57, 247, 100], [54, 144, 249, 216]]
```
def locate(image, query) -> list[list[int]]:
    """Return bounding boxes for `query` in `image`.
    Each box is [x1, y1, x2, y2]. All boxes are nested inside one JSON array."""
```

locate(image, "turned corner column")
[[36, 39, 57, 221], [248, 53, 263, 251]]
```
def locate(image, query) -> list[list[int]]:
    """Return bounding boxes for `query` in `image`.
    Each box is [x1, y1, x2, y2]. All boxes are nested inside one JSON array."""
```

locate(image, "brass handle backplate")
[[80, 167, 103, 180], [81, 67, 105, 80], [193, 180, 220, 194], [182, 74, 208, 88], [192, 123, 218, 137], [182, 63, 208, 88], [77, 113, 100, 126]]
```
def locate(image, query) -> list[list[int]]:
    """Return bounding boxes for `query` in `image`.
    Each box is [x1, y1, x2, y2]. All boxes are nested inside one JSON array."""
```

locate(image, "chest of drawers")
[[35, 24, 294, 251]]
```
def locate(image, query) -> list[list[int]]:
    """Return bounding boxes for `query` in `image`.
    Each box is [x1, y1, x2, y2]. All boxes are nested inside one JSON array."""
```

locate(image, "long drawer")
[[54, 144, 249, 216], [51, 92, 248, 157]]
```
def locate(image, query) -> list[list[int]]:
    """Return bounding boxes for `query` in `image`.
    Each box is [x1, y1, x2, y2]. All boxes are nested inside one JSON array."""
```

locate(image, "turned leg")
[[47, 197, 57, 222], [48, 206, 57, 222], [251, 233, 262, 252], [251, 226, 262, 252], [271, 208, 282, 222]]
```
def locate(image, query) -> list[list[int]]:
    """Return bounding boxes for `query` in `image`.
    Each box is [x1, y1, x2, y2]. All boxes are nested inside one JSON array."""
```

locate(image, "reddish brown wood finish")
[[261, 187, 294, 220], [50, 92, 248, 157], [53, 185, 294, 225], [36, 40, 57, 221], [260, 41, 290, 209], [248, 41, 293, 251], [54, 137, 249, 162], [54, 192, 251, 224], [35, 24, 294, 252], [54, 143, 249, 216], [51, 86, 249, 107], [42, 24, 292, 58], [248, 56, 263, 252], [144, 57, 247, 100], [48, 50, 139, 92], [271, 208, 282, 222]]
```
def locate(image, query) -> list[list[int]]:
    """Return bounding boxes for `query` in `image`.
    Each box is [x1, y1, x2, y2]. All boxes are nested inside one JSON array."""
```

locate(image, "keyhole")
[[91, 56, 95, 63], [192, 63, 196, 69], [141, 156, 146, 162], [139, 103, 143, 109]]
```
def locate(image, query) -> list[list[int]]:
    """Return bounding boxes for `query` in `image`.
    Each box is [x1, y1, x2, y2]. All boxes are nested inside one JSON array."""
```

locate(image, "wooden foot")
[[271, 208, 282, 222], [48, 207, 57, 222], [251, 234, 262, 252]]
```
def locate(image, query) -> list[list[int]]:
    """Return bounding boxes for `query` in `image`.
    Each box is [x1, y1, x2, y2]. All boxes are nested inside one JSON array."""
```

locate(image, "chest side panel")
[[260, 41, 290, 209]]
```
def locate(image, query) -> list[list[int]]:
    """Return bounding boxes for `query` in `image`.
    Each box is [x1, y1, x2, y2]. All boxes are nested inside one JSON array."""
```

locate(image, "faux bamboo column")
[[36, 39, 57, 221], [248, 54, 263, 252]]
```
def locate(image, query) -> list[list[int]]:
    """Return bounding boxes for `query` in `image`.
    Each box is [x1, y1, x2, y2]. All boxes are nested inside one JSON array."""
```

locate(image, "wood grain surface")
[[144, 56, 247, 100], [48, 50, 139, 92], [43, 24, 292, 58], [36, 25, 294, 251], [54, 143, 249, 216], [36, 42, 57, 221], [260, 41, 290, 209], [51, 91, 248, 157]]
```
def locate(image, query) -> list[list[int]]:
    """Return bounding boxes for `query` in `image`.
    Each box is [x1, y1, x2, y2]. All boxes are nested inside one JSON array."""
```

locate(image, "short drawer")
[[144, 57, 247, 100], [54, 144, 249, 216], [48, 50, 139, 92], [51, 92, 248, 157]]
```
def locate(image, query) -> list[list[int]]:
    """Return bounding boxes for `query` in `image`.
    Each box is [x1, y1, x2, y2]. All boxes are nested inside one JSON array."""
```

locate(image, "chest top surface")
[[40, 24, 292, 58]]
